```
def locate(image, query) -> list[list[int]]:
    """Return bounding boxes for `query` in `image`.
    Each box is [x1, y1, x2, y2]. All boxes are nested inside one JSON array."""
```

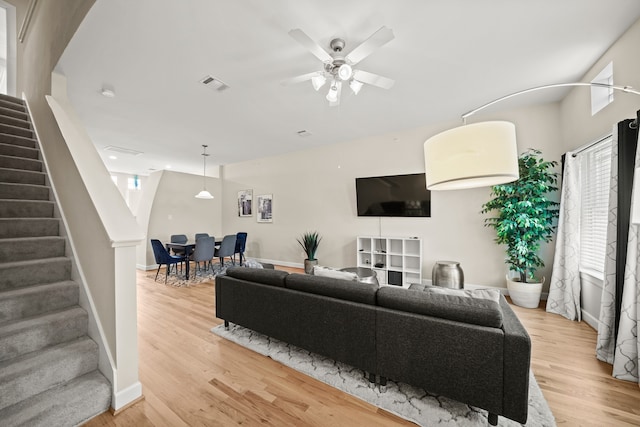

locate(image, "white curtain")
[[546, 154, 582, 320], [597, 128, 619, 364]]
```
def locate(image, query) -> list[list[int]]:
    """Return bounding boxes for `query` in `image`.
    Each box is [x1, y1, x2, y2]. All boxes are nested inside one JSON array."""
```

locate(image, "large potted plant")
[[297, 231, 322, 274], [481, 149, 560, 308]]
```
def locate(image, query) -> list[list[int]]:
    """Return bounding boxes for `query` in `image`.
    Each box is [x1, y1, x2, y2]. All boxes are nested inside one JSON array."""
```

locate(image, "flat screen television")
[[355, 173, 431, 217]]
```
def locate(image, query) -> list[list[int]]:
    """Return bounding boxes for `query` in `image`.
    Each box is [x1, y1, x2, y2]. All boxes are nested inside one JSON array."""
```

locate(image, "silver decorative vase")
[[304, 259, 318, 275], [432, 261, 464, 289]]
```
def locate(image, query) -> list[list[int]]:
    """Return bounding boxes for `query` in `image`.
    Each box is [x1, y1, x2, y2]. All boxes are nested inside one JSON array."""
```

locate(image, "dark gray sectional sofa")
[[215, 267, 531, 425]]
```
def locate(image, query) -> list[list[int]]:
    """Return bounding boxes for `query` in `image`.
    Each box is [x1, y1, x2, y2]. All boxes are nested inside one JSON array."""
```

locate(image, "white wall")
[[222, 102, 563, 290], [142, 170, 223, 268]]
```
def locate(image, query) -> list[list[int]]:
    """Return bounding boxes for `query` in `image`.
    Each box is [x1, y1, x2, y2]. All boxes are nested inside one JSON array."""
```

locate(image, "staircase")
[[0, 94, 111, 426]]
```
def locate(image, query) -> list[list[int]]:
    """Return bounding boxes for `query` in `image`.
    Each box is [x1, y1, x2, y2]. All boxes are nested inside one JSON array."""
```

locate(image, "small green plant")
[[481, 149, 560, 283], [297, 231, 322, 261]]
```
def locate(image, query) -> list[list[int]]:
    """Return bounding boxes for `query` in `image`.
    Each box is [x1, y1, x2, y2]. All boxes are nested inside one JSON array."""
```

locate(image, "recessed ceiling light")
[[101, 88, 116, 98], [165, 165, 172, 169], [108, 155, 117, 160]]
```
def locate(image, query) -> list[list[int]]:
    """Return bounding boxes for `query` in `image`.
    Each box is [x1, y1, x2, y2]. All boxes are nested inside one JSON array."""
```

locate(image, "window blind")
[[579, 137, 613, 275]]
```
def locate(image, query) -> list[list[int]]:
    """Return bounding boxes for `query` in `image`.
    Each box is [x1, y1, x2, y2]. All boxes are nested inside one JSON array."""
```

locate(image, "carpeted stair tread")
[[0, 236, 65, 262], [0, 182, 49, 200], [0, 167, 45, 185], [0, 337, 99, 411], [0, 142, 38, 159], [0, 217, 58, 238], [0, 257, 70, 290], [0, 281, 78, 325], [0, 98, 26, 114], [0, 370, 111, 427], [0, 133, 37, 149], [0, 306, 88, 362], [0, 199, 54, 218], [0, 105, 29, 121], [0, 123, 33, 139], [0, 115, 31, 130], [0, 154, 41, 171]]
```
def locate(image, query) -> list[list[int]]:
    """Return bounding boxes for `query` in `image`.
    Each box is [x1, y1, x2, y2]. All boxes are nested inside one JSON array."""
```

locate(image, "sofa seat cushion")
[[285, 273, 378, 305], [226, 267, 288, 287], [377, 286, 503, 328]]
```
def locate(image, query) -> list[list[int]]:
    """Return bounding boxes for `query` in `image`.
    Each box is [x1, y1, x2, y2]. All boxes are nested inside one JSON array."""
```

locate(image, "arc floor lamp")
[[424, 82, 640, 191]]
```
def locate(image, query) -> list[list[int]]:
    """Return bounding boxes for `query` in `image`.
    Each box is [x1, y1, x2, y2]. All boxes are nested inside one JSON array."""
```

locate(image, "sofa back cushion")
[[285, 273, 378, 305], [377, 286, 503, 328], [225, 267, 289, 287]]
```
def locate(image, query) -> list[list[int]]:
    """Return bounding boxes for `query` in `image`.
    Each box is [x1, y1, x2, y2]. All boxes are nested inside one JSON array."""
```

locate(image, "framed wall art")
[[256, 194, 273, 223], [238, 189, 253, 217]]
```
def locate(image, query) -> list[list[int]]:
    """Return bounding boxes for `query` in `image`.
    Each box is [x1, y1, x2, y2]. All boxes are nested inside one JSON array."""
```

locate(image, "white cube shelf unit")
[[356, 236, 422, 287]]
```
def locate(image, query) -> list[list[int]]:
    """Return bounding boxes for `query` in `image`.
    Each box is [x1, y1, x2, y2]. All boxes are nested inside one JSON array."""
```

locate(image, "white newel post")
[[112, 242, 143, 410]]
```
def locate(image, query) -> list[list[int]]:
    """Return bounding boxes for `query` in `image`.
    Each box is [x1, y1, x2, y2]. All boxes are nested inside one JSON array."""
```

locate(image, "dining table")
[[165, 240, 221, 280]]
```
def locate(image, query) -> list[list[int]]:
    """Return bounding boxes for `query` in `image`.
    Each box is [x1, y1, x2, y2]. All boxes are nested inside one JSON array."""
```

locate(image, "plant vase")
[[304, 259, 318, 275], [506, 275, 545, 309]]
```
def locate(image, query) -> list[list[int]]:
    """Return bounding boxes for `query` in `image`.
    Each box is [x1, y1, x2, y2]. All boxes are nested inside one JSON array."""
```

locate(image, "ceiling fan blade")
[[345, 26, 394, 66], [329, 81, 342, 107], [353, 70, 395, 90], [281, 71, 322, 86], [289, 29, 333, 64]]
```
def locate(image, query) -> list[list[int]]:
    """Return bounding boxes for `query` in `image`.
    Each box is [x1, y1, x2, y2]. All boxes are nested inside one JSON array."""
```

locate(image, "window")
[[591, 62, 614, 115], [578, 136, 613, 276]]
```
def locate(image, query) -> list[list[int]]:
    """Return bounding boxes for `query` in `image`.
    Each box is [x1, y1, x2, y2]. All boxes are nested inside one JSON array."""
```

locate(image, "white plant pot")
[[506, 275, 544, 309]]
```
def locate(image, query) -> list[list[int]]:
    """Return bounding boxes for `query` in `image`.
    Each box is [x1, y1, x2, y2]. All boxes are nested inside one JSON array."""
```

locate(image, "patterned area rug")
[[211, 324, 556, 427], [147, 262, 229, 286]]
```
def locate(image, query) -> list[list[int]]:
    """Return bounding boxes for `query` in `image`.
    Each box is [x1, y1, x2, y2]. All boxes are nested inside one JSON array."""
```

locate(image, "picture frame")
[[238, 189, 253, 217], [256, 194, 273, 223]]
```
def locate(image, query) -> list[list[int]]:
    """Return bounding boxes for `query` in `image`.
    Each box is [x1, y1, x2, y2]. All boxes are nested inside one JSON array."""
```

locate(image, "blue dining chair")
[[190, 236, 216, 273], [215, 234, 237, 268], [151, 239, 185, 283], [233, 232, 248, 266]]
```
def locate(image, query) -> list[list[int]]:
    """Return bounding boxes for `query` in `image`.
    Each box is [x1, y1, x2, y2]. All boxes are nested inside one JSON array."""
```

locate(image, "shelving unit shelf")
[[356, 236, 422, 288]]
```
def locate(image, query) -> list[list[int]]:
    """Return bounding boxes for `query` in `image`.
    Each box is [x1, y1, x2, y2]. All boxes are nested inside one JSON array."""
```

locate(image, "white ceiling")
[[55, 0, 640, 177]]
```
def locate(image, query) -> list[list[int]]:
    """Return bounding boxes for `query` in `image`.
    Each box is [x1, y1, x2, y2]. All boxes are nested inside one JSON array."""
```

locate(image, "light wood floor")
[[85, 267, 640, 427]]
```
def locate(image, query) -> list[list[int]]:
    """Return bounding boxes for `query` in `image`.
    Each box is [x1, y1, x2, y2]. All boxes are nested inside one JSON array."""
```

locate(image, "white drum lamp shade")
[[424, 121, 519, 190]]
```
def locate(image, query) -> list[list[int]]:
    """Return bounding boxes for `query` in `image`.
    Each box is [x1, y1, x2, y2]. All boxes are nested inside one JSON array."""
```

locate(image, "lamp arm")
[[461, 82, 640, 122]]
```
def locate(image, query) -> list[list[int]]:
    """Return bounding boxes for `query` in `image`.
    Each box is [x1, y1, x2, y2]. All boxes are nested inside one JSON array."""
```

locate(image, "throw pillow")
[[425, 286, 501, 304], [243, 259, 264, 269], [312, 265, 358, 281]]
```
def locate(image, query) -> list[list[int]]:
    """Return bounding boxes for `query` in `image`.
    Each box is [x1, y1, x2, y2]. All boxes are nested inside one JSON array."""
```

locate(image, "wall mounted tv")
[[355, 173, 431, 217]]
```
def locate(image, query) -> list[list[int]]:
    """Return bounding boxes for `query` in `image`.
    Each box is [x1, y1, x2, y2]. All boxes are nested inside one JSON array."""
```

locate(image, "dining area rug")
[[147, 262, 229, 286], [211, 324, 557, 427]]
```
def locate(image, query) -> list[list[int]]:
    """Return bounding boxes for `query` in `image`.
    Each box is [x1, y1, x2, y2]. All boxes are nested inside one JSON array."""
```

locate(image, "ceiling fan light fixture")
[[311, 74, 326, 91], [350, 79, 363, 95], [338, 64, 353, 81], [326, 83, 339, 102]]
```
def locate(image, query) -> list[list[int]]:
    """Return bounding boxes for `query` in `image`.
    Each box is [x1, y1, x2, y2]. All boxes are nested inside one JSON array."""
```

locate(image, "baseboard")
[[581, 309, 600, 331], [112, 381, 143, 412], [137, 264, 157, 271]]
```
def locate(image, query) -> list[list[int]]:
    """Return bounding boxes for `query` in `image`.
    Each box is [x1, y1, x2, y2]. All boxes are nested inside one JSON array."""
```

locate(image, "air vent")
[[199, 75, 230, 92], [296, 130, 312, 137], [103, 145, 143, 156]]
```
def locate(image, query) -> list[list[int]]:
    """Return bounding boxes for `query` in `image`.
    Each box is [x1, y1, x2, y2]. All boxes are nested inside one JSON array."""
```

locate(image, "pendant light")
[[195, 144, 214, 199]]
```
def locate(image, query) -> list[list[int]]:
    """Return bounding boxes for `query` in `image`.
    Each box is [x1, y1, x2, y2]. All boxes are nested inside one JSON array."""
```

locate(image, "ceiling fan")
[[283, 26, 395, 106]]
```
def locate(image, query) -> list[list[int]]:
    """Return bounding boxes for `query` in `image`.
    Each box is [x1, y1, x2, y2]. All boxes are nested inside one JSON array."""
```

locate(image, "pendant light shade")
[[195, 145, 214, 199], [424, 121, 519, 190]]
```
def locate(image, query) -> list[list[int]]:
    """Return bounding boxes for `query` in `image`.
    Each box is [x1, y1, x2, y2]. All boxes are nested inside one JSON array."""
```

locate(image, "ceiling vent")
[[199, 75, 230, 92], [103, 145, 143, 156], [296, 130, 312, 137]]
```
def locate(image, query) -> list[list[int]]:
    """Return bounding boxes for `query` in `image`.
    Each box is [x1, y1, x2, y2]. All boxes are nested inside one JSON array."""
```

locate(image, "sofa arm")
[[500, 296, 531, 424]]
